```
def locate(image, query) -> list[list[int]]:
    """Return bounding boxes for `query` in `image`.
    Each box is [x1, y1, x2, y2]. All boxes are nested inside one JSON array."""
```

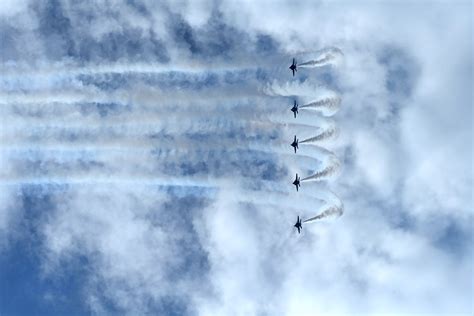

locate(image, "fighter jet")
[[291, 135, 299, 153], [289, 58, 297, 76], [292, 173, 301, 191], [291, 100, 298, 118], [294, 216, 302, 234]]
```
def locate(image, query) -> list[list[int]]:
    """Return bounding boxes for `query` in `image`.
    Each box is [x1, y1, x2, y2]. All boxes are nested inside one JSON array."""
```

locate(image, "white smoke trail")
[[0, 59, 276, 77], [299, 126, 339, 143], [0, 97, 275, 120], [299, 96, 341, 116], [302, 204, 344, 223], [1, 50, 345, 234], [261, 81, 341, 116], [299, 97, 341, 110], [0, 101, 329, 139], [0, 119, 330, 156], [0, 139, 326, 169], [0, 113, 323, 133], [236, 193, 326, 214], [262, 79, 326, 98], [301, 157, 340, 182], [0, 177, 216, 188], [0, 146, 323, 180], [0, 73, 270, 106], [0, 180, 321, 215], [302, 190, 344, 223], [298, 47, 344, 68]]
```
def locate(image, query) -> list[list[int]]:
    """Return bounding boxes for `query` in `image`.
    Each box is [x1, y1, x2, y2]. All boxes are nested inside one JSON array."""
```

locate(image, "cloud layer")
[[0, 1, 472, 315]]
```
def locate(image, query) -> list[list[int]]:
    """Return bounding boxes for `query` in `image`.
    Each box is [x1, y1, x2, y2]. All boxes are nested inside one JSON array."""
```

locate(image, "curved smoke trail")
[[299, 96, 341, 116], [302, 204, 344, 223], [301, 157, 340, 182], [303, 190, 344, 223], [299, 126, 339, 143], [298, 47, 344, 68]]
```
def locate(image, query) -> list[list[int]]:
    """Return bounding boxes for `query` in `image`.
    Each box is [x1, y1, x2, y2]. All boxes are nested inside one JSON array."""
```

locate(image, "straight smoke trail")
[[0, 147, 323, 180], [2, 49, 344, 235], [0, 68, 270, 103], [0, 59, 274, 77], [0, 100, 327, 134], [0, 112, 323, 134], [0, 98, 272, 120], [0, 177, 217, 189], [298, 47, 344, 68], [236, 193, 326, 213], [299, 126, 339, 143], [262, 79, 328, 98], [302, 204, 344, 223]]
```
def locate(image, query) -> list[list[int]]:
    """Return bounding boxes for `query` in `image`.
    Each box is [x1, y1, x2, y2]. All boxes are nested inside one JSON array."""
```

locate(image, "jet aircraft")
[[289, 58, 297, 76], [292, 173, 301, 191], [294, 216, 302, 233], [291, 100, 298, 118], [291, 135, 299, 153]]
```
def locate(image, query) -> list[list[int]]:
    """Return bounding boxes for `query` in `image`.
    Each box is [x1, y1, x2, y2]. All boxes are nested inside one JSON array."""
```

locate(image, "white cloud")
[[0, 0, 30, 17], [0, 0, 472, 315], [193, 1, 473, 315]]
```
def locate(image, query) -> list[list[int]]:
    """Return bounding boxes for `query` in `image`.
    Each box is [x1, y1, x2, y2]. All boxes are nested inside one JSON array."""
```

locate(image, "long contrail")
[[0, 61, 261, 77], [0, 135, 326, 170], [0, 97, 278, 120], [0, 87, 266, 106], [2, 51, 344, 229], [0, 113, 324, 134], [0, 146, 323, 177], [0, 176, 217, 188]]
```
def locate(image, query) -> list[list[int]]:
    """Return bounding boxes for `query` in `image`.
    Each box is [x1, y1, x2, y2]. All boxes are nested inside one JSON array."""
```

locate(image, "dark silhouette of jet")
[[294, 216, 302, 233], [291, 135, 299, 153], [292, 173, 301, 191], [291, 100, 298, 118], [289, 58, 297, 76]]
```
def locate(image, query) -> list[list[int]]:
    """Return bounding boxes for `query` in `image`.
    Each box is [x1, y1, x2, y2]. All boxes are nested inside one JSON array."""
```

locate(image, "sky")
[[0, 0, 472, 315]]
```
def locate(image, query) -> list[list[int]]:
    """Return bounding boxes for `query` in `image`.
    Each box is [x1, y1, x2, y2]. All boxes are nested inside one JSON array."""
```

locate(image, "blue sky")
[[0, 1, 472, 315]]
